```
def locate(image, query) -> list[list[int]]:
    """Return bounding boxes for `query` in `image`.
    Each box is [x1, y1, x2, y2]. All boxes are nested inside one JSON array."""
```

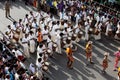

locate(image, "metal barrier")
[[0, 30, 54, 80]]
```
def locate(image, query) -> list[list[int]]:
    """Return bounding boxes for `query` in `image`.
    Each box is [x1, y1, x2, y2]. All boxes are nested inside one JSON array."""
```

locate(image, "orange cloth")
[[66, 48, 72, 55], [102, 59, 108, 68], [33, 0, 37, 7], [85, 44, 92, 53], [38, 32, 42, 42], [66, 48, 74, 62]]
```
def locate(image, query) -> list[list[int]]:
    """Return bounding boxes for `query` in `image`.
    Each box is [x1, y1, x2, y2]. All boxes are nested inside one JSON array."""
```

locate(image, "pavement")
[[0, 1, 120, 80]]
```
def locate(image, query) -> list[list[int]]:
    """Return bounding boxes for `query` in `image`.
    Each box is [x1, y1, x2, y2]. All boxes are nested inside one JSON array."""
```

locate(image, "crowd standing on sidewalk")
[[0, 0, 120, 80]]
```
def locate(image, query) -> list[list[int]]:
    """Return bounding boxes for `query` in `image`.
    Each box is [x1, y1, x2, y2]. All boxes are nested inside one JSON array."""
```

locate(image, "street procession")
[[0, 0, 120, 80]]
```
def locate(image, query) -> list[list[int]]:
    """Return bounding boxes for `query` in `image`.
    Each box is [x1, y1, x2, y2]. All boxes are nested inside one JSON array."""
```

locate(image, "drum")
[[116, 31, 120, 38], [88, 28, 93, 34], [13, 34, 19, 41], [42, 65, 48, 71], [94, 29, 100, 35], [46, 49, 52, 55], [78, 32, 83, 38], [44, 62, 50, 66], [52, 43, 57, 52], [61, 40, 66, 47], [72, 34, 77, 41], [11, 39, 17, 44], [108, 29, 113, 36], [66, 37, 71, 44], [16, 29, 21, 34]]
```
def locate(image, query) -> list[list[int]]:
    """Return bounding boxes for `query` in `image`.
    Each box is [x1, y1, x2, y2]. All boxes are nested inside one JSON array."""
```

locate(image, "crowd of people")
[[1, 0, 120, 80]]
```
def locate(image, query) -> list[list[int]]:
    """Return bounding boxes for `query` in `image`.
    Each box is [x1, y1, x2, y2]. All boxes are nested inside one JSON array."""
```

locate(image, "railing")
[[0, 30, 54, 80]]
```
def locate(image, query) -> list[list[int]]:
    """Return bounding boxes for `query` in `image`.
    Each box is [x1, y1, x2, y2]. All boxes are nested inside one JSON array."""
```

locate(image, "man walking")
[[5, 0, 11, 18]]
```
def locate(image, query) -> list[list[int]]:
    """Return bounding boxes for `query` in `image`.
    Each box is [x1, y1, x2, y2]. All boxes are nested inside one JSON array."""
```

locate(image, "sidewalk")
[[0, 0, 36, 33]]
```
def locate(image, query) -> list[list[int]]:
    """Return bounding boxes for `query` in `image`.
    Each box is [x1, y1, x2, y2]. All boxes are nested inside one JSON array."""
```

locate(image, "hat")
[[104, 52, 109, 56]]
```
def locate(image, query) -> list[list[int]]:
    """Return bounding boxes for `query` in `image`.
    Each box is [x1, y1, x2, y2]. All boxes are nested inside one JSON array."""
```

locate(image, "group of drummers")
[[3, 0, 120, 74], [4, 10, 84, 71]]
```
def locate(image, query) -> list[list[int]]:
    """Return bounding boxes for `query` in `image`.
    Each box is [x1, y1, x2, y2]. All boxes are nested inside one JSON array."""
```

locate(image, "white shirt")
[[32, 22, 39, 28], [29, 14, 35, 22], [23, 17, 29, 25], [35, 12, 42, 20], [11, 24, 16, 31], [29, 63, 35, 74], [22, 37, 29, 43]]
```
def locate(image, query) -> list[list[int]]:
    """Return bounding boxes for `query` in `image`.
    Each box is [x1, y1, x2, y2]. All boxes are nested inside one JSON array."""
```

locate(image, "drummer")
[[114, 22, 120, 40], [17, 19, 24, 30], [47, 35, 53, 55], [35, 10, 43, 22], [36, 58, 44, 69], [94, 21, 102, 40], [32, 19, 39, 34], [29, 31, 36, 53], [113, 47, 120, 71], [85, 19, 90, 41], [22, 34, 30, 58], [55, 31, 62, 54], [105, 20, 112, 36], [5, 25, 14, 39], [11, 21, 17, 31], [23, 23, 30, 34], [74, 22, 82, 42], [42, 25, 49, 41], [37, 44, 46, 59], [23, 14, 30, 25], [29, 11, 35, 23]]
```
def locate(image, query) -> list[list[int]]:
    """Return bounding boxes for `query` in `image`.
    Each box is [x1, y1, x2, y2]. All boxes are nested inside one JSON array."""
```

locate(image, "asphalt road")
[[0, 1, 120, 80]]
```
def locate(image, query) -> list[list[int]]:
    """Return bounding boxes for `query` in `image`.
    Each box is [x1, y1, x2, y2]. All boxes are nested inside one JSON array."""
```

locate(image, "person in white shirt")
[[95, 14, 100, 23], [11, 21, 17, 31], [39, 18, 45, 31], [75, 22, 82, 42], [32, 18, 39, 34], [29, 11, 35, 23], [23, 14, 30, 25], [85, 19, 90, 41], [82, 9, 87, 21], [12, 48, 24, 61], [42, 25, 49, 41], [55, 31, 61, 54], [22, 34, 30, 58], [94, 21, 102, 40], [5, 25, 14, 39], [59, 11, 63, 20], [114, 22, 120, 40], [75, 12, 80, 24], [29, 31, 36, 53], [23, 23, 30, 34], [101, 15, 109, 23], [29, 63, 36, 74], [35, 10, 43, 23], [17, 19, 24, 39], [37, 44, 45, 61], [105, 20, 112, 36]]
